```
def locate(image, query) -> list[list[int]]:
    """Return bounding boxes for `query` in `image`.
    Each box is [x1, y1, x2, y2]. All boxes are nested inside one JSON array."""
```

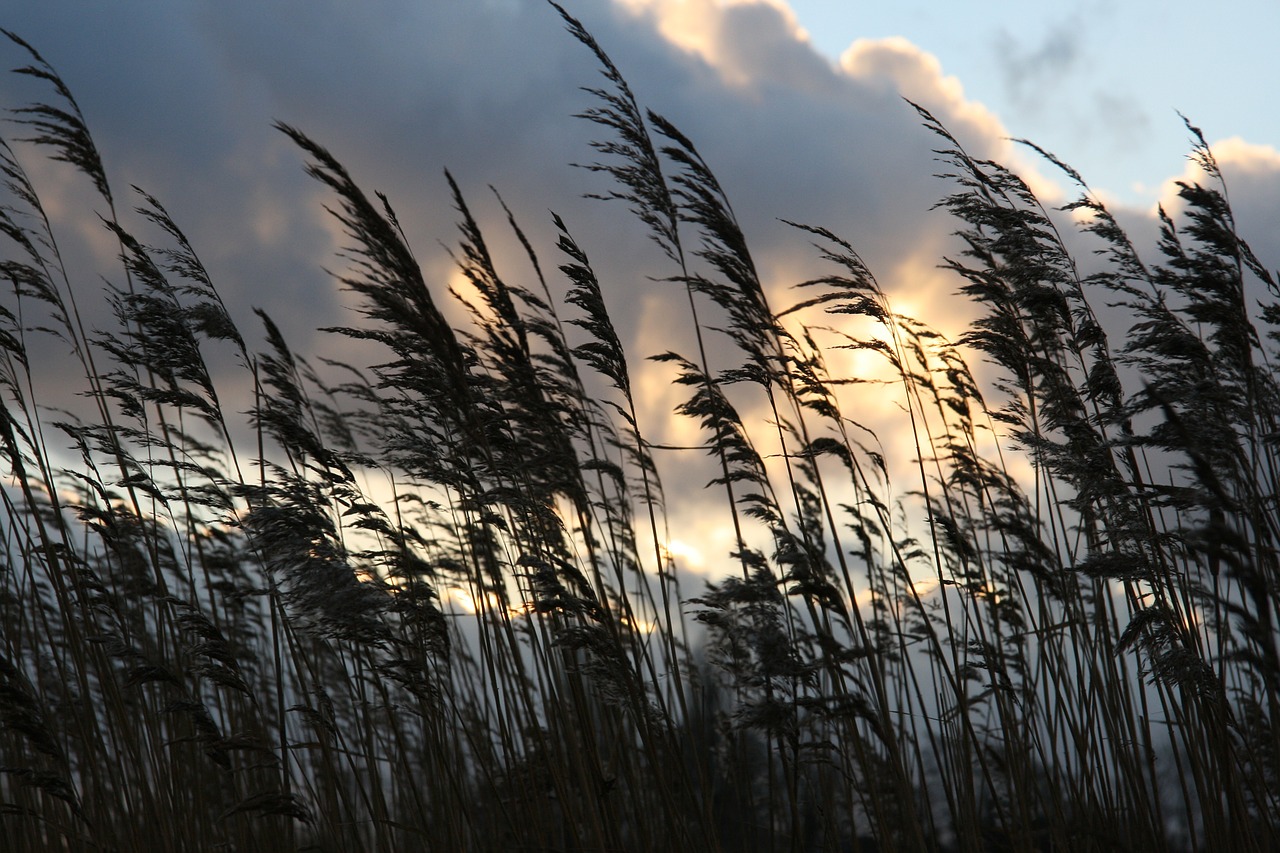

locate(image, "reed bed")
[[1, 7, 1278, 851]]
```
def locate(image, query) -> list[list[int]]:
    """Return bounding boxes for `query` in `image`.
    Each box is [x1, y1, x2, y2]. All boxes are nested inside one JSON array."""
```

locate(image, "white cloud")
[[1148, 136, 1280, 259], [615, 0, 831, 92]]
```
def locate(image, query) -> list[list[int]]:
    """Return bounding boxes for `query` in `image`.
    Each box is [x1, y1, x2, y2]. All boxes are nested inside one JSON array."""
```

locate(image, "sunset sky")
[[3, 0, 1278, 572]]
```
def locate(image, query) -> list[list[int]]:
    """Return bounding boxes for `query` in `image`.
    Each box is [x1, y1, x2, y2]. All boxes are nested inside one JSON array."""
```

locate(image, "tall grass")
[[2, 8, 1279, 851]]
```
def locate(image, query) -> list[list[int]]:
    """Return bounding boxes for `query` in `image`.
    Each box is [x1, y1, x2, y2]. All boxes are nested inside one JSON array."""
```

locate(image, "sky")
[[2, 0, 1278, 574], [787, 0, 1280, 208]]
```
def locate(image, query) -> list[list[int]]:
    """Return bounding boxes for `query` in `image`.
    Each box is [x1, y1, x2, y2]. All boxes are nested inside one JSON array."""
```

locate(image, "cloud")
[[993, 15, 1084, 112], [0, 0, 1043, 570], [1091, 90, 1152, 145], [838, 36, 1005, 153], [1153, 135, 1280, 283], [8, 1, 1273, 579], [0, 1, 1022, 352], [613, 0, 831, 92]]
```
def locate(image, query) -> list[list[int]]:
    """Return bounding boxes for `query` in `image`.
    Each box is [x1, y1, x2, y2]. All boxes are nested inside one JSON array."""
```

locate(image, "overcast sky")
[[3, 0, 1278, 573]]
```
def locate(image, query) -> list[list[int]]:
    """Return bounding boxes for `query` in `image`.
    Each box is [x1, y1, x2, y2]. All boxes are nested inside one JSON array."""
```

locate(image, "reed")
[[1, 8, 1277, 851]]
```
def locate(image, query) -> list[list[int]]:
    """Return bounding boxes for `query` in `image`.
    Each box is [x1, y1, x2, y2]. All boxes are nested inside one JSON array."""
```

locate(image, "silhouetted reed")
[[2, 8, 1277, 851]]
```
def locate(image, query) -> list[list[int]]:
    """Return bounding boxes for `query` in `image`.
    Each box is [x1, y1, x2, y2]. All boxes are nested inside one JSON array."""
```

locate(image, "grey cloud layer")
[[0, 1, 1005, 346], [2, 0, 1278, 547]]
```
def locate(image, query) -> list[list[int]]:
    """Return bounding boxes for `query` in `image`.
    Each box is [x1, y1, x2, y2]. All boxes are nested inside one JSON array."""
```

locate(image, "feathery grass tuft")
[[1, 8, 1278, 852]]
